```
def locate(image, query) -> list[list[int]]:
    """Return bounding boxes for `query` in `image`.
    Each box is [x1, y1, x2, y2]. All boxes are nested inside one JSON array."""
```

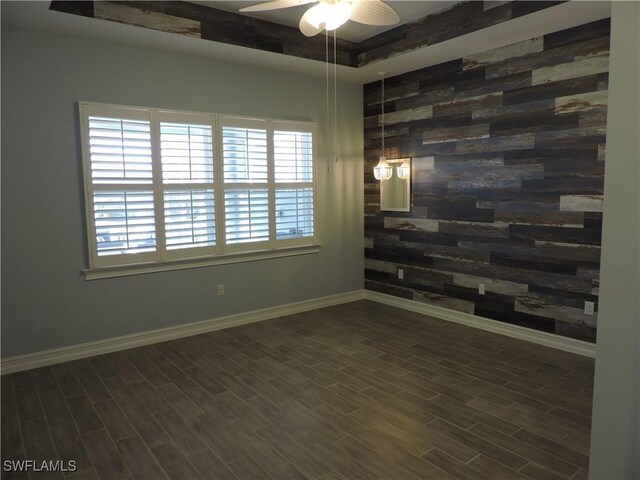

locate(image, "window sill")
[[82, 244, 321, 280]]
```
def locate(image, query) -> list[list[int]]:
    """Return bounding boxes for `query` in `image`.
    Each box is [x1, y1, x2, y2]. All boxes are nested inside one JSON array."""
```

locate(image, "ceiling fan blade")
[[240, 0, 317, 13], [349, 0, 400, 26], [299, 9, 324, 37]]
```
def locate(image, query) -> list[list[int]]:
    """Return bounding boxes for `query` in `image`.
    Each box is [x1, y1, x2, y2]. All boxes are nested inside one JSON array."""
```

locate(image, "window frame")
[[79, 102, 318, 277]]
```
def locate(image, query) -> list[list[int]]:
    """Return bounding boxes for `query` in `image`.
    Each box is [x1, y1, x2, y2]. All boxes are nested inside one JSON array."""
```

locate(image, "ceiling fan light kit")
[[306, 1, 352, 31], [240, 0, 399, 37], [239, 1, 400, 166]]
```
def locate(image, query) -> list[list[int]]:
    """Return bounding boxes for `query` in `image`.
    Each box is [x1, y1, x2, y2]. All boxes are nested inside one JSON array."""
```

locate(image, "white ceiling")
[[192, 1, 459, 42], [1, 1, 611, 84]]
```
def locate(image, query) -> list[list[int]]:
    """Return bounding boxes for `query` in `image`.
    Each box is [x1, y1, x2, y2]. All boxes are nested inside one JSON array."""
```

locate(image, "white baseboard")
[[1, 287, 596, 374], [0, 290, 366, 375], [365, 290, 596, 358]]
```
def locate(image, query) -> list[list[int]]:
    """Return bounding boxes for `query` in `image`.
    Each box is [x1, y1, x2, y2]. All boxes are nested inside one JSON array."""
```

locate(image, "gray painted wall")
[[589, 2, 640, 479], [1, 28, 364, 358]]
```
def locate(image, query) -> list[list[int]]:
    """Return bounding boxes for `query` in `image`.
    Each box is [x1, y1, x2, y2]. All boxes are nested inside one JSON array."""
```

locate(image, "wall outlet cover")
[[584, 301, 595, 315]]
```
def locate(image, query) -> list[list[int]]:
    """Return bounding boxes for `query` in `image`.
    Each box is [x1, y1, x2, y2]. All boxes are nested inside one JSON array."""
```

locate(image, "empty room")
[[1, 1, 638, 479]]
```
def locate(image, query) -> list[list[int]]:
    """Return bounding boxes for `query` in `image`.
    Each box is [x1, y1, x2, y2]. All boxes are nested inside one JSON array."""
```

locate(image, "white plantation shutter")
[[93, 191, 156, 256], [224, 189, 270, 244], [158, 113, 217, 258], [88, 117, 153, 184], [221, 119, 272, 251], [275, 188, 314, 239], [222, 126, 268, 183], [160, 123, 214, 184], [274, 130, 313, 183], [81, 103, 316, 270], [82, 105, 158, 266], [164, 190, 216, 250], [218, 119, 316, 252], [273, 126, 315, 242]]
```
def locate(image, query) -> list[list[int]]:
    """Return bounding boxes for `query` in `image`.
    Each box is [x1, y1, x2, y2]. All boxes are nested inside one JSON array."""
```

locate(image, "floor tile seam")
[[115, 433, 174, 480], [82, 424, 136, 480], [501, 426, 586, 473], [428, 417, 532, 470]]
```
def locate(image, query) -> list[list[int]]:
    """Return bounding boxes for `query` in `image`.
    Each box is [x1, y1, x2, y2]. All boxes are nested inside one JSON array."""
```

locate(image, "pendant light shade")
[[374, 156, 393, 181], [396, 161, 410, 180], [374, 72, 392, 181]]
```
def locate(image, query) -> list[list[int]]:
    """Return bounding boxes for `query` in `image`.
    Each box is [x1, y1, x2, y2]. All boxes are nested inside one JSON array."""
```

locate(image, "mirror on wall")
[[380, 158, 411, 212]]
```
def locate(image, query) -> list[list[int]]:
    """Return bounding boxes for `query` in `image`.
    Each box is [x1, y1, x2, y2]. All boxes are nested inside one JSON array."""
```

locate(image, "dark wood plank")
[[14, 386, 44, 422], [51, 363, 85, 399], [187, 449, 238, 480], [1, 409, 23, 458], [77, 372, 112, 404], [153, 408, 207, 455], [116, 436, 168, 480], [50, 423, 93, 475], [102, 375, 141, 409], [150, 442, 203, 480], [22, 418, 62, 479], [40, 388, 74, 428], [83, 429, 129, 480], [122, 403, 170, 449], [94, 398, 137, 442], [67, 395, 104, 435]]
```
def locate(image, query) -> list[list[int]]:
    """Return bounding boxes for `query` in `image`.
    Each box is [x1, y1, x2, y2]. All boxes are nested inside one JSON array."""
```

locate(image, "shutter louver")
[[274, 131, 313, 182], [222, 127, 268, 183], [88, 117, 152, 184], [160, 123, 214, 184], [275, 188, 314, 239], [224, 189, 269, 244], [164, 190, 216, 250], [93, 191, 156, 256]]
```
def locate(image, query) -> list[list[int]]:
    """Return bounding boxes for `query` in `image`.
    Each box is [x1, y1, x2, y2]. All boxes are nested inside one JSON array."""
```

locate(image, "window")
[[80, 103, 317, 272]]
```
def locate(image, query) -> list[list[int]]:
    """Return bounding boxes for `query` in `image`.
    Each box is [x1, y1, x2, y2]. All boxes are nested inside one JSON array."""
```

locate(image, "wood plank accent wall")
[[49, 1, 564, 68], [364, 19, 610, 343], [49, 0, 360, 67], [356, 0, 564, 66]]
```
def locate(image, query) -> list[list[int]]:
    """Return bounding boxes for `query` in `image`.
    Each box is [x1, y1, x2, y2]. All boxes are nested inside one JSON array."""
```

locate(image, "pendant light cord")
[[334, 31, 338, 163], [381, 73, 385, 156], [326, 30, 330, 165], [325, 30, 338, 164]]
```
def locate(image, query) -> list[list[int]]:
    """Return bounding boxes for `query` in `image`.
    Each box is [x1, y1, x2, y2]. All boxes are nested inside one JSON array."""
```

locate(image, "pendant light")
[[373, 72, 393, 181], [396, 161, 410, 179]]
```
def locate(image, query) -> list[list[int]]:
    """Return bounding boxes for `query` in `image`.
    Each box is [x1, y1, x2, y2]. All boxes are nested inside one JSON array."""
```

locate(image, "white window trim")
[[79, 102, 319, 279], [82, 244, 321, 280]]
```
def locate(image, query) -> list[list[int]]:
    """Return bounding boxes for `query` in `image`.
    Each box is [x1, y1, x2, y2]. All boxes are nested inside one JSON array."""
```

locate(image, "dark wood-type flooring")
[[1, 301, 594, 480]]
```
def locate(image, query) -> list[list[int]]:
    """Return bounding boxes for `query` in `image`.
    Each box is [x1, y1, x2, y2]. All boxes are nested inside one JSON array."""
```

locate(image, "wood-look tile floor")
[[1, 301, 594, 480]]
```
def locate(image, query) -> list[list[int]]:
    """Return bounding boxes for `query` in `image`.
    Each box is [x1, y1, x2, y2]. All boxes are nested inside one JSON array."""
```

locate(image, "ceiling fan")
[[239, 0, 400, 37]]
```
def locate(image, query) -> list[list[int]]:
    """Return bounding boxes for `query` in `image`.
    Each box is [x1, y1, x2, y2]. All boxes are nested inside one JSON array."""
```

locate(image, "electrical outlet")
[[398, 269, 404, 280], [217, 284, 225, 297], [584, 301, 594, 315], [478, 283, 485, 295]]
